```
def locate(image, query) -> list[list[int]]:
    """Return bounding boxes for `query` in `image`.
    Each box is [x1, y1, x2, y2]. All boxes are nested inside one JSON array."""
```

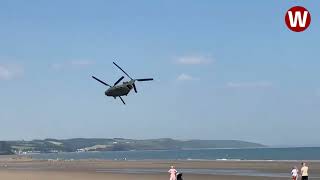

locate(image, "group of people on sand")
[[169, 162, 309, 180], [291, 162, 309, 180]]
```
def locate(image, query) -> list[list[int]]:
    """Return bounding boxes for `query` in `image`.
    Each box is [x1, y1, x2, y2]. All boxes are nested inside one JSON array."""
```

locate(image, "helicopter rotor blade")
[[133, 83, 137, 93], [119, 96, 126, 105], [113, 62, 133, 80], [114, 76, 124, 86], [92, 76, 112, 87], [136, 78, 154, 81]]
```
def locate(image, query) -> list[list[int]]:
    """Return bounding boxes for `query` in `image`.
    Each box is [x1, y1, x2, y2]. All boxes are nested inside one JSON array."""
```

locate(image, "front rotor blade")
[[114, 76, 124, 86], [113, 62, 133, 80], [119, 96, 126, 105], [133, 83, 137, 93], [136, 78, 154, 81], [92, 76, 111, 87]]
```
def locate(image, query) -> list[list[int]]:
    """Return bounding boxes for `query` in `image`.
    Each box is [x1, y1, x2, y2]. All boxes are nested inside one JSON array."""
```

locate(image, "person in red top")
[[168, 165, 177, 180]]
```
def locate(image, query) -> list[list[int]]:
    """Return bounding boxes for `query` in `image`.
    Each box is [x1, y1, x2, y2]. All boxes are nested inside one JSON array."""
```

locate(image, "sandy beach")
[[1, 156, 320, 180]]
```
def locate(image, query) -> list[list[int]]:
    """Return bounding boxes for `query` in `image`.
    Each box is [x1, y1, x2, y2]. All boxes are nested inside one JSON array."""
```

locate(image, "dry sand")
[[1, 157, 320, 180]]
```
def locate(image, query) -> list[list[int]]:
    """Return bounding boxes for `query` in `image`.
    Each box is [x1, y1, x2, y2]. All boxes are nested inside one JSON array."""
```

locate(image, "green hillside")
[[6, 138, 265, 154]]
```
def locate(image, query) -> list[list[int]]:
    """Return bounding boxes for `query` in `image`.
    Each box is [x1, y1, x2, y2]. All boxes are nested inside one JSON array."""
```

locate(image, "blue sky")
[[0, 1, 319, 146]]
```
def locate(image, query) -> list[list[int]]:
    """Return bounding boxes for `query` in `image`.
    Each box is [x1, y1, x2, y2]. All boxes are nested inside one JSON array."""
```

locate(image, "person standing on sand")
[[168, 166, 177, 180], [301, 162, 309, 180], [291, 166, 298, 180]]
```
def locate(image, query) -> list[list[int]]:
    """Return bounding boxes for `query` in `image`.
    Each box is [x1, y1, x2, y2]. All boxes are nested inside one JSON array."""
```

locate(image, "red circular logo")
[[285, 6, 311, 32]]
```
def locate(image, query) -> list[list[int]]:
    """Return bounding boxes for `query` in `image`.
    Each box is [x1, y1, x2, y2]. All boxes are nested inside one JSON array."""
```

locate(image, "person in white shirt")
[[291, 166, 298, 180]]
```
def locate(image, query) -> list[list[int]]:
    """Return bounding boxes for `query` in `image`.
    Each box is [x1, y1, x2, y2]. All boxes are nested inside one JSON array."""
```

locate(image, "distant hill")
[[6, 138, 265, 154]]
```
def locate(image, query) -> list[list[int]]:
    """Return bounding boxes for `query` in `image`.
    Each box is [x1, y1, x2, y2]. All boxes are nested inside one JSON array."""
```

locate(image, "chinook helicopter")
[[92, 62, 153, 104]]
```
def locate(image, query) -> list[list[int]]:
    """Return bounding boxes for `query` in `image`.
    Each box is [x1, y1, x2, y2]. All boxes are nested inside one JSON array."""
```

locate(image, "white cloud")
[[51, 63, 63, 70], [51, 60, 94, 70], [176, 55, 213, 65], [177, 73, 198, 81], [70, 60, 93, 66], [0, 64, 23, 80], [226, 81, 272, 88], [316, 89, 320, 97]]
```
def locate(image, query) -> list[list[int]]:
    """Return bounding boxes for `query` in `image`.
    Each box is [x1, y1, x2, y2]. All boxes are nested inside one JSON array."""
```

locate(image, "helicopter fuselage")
[[92, 62, 153, 104], [105, 80, 134, 97]]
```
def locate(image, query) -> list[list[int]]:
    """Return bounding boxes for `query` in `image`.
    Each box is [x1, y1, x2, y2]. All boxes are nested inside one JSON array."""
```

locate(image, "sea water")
[[31, 147, 320, 161]]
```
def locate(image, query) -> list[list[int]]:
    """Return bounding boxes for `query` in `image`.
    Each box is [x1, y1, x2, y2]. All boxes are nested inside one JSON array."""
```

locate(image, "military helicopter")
[[92, 62, 153, 104]]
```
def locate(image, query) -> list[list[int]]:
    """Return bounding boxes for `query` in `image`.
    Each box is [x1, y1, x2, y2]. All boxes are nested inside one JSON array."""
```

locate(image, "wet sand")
[[1, 157, 320, 180]]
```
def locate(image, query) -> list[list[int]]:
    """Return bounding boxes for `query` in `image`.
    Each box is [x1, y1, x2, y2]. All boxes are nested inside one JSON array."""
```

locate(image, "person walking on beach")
[[291, 166, 298, 180], [301, 162, 309, 180], [168, 165, 177, 180]]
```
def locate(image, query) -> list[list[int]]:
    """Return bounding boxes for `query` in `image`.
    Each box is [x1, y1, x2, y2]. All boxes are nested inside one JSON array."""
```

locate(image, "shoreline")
[[5, 156, 320, 162], [3, 154, 320, 163]]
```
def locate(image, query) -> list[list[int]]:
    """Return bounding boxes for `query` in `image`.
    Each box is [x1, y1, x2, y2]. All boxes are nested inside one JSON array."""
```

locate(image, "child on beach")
[[291, 166, 298, 180], [168, 166, 177, 180]]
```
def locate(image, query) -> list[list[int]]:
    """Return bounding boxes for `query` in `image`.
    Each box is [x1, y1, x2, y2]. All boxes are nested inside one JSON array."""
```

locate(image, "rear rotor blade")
[[133, 83, 137, 93], [92, 76, 111, 87], [114, 76, 124, 86], [113, 62, 133, 80], [119, 96, 126, 105], [136, 78, 154, 81]]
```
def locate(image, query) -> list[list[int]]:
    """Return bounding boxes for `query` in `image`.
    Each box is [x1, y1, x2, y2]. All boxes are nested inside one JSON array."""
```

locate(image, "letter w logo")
[[287, 11, 308, 27], [285, 6, 311, 32]]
